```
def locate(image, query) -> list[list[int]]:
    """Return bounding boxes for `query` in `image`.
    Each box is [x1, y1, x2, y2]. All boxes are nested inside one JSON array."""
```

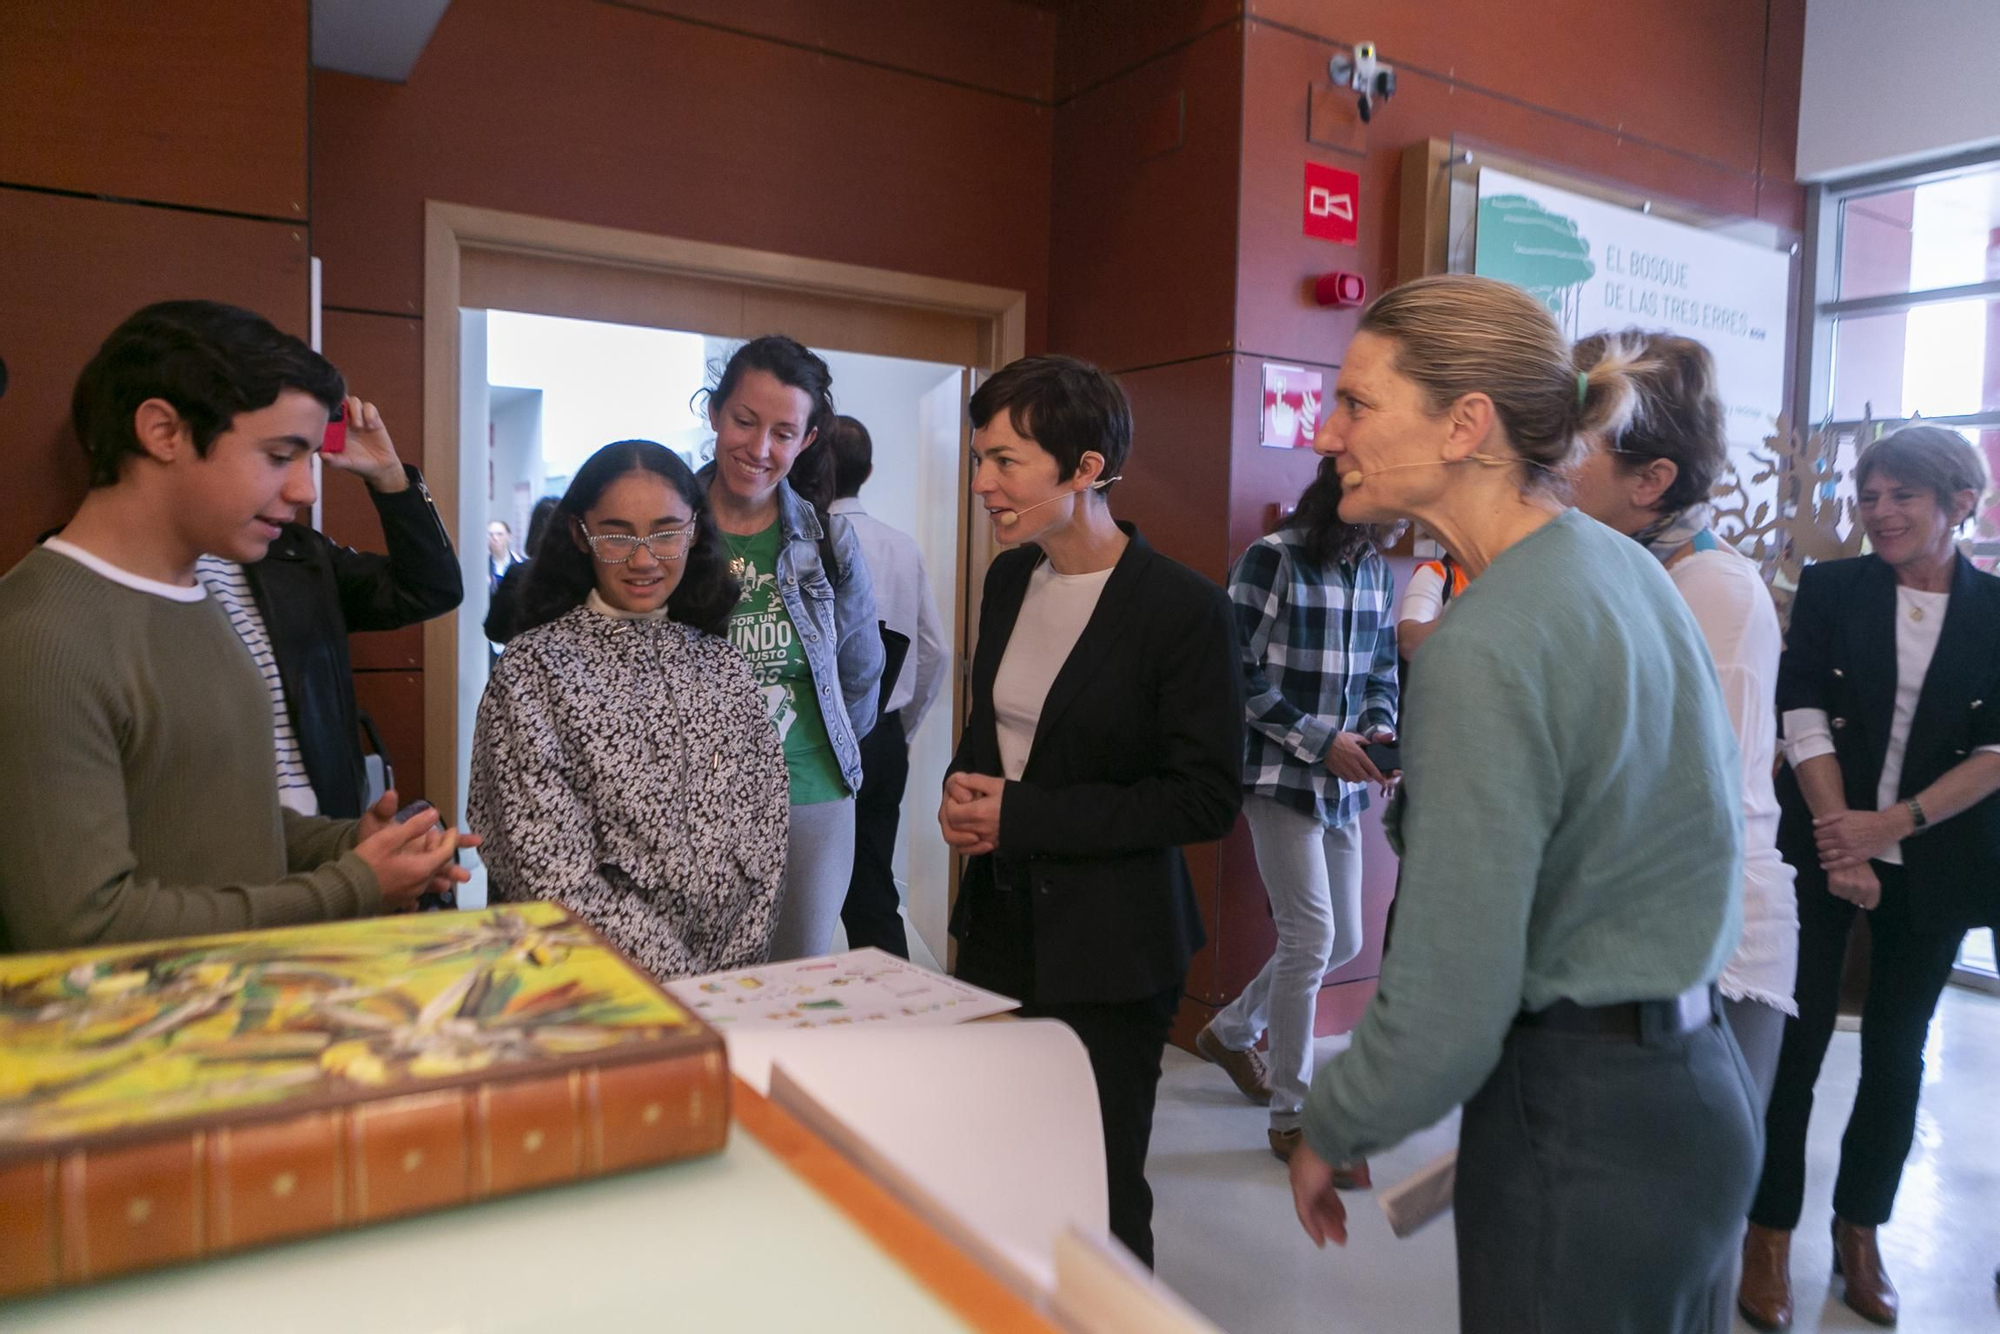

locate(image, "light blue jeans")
[[1209, 794, 1365, 1130]]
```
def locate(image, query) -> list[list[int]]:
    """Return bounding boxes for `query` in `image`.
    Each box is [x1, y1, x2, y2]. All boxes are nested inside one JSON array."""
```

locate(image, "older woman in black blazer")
[[1740, 426, 2000, 1331], [939, 354, 1244, 1269]]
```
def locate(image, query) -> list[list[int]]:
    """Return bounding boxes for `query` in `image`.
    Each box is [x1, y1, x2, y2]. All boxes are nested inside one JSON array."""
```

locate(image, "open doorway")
[[420, 202, 1024, 962], [453, 308, 969, 967]]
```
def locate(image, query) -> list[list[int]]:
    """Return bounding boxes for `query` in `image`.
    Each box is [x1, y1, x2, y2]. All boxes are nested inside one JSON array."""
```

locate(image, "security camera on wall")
[[1329, 42, 1396, 124]]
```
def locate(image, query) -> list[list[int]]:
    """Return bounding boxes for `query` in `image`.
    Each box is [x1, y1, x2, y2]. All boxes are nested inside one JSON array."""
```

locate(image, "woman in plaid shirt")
[[1195, 455, 1398, 1179]]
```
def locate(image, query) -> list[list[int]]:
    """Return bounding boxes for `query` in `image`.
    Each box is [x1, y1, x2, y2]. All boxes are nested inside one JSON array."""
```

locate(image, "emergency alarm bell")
[[1329, 42, 1396, 124]]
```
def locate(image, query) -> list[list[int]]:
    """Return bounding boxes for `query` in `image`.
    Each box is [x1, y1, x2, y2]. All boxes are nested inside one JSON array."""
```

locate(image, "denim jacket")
[[771, 481, 884, 794]]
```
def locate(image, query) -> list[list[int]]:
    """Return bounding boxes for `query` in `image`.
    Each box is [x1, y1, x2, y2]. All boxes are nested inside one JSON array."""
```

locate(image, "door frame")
[[421, 199, 1026, 823]]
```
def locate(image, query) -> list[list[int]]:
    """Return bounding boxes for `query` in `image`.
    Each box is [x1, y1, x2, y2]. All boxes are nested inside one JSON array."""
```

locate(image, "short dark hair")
[[517, 441, 739, 638], [523, 495, 561, 560], [826, 414, 874, 499], [1573, 329, 1725, 516], [968, 354, 1131, 492], [1855, 425, 1990, 525], [1287, 455, 1378, 567], [71, 300, 344, 488]]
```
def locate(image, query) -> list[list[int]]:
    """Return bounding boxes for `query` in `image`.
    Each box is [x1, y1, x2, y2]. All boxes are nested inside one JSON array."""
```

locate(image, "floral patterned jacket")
[[469, 603, 789, 980]]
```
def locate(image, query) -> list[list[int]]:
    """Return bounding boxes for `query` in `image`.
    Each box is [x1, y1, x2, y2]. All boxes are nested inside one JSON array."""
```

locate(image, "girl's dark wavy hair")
[[696, 334, 842, 579], [515, 440, 739, 638], [1286, 455, 1380, 567]]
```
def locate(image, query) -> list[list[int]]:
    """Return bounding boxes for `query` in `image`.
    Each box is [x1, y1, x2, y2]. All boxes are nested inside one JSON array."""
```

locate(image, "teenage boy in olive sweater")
[[0, 301, 474, 953]]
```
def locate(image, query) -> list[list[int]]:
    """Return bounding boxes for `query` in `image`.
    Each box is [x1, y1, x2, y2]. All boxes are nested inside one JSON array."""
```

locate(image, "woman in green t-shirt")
[[701, 337, 884, 960]]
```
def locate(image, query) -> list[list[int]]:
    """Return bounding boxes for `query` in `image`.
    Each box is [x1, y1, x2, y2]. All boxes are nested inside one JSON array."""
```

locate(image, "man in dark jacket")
[[195, 395, 461, 820]]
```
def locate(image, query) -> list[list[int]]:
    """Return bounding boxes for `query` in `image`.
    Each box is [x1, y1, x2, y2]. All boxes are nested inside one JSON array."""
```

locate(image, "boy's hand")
[[324, 395, 409, 493]]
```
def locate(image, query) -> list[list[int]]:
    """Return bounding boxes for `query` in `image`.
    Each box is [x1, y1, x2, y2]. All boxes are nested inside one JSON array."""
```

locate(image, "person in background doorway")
[[941, 354, 1243, 1268], [485, 495, 560, 647], [1291, 275, 1755, 1334], [1195, 454, 1397, 1182], [1739, 425, 2000, 1331], [487, 519, 520, 593], [701, 336, 884, 961], [0, 301, 471, 953], [824, 413, 949, 959], [1568, 329, 1798, 1332], [195, 394, 461, 819], [470, 441, 788, 979], [486, 519, 520, 667]]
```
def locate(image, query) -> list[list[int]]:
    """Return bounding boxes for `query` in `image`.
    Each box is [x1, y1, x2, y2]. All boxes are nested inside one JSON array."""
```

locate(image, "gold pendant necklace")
[[728, 555, 748, 580]]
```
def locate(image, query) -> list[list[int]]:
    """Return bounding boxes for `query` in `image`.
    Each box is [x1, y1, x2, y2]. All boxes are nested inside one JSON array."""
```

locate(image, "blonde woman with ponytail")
[[1286, 275, 1758, 1334]]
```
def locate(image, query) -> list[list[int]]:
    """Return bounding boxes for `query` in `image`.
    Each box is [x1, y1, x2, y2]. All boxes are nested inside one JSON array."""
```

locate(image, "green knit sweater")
[[1303, 510, 1745, 1164], [0, 546, 381, 953]]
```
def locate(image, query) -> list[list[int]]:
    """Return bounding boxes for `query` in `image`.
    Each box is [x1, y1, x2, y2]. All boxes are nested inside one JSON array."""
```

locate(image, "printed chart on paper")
[[666, 948, 1019, 1030]]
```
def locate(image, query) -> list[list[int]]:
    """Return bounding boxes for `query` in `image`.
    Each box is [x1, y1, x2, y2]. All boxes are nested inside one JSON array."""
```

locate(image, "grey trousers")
[[767, 796, 857, 961], [1723, 996, 1788, 1117], [1709, 996, 1790, 1333], [1455, 1012, 1762, 1334]]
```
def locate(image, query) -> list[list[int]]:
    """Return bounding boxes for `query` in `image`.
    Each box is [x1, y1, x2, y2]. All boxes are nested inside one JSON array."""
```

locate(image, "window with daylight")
[[1805, 152, 2000, 571]]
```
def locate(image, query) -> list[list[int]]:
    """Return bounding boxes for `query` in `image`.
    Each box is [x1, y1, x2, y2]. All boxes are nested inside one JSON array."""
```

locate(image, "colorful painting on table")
[[0, 903, 699, 1145]]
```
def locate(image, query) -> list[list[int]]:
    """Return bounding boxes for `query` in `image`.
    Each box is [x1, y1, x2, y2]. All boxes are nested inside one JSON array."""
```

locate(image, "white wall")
[[815, 347, 966, 966], [488, 387, 546, 557], [1797, 0, 2000, 180]]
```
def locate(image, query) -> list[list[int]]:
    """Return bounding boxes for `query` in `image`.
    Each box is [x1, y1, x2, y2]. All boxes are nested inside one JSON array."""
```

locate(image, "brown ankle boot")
[[1832, 1217, 1899, 1326], [1195, 1025, 1270, 1103], [1737, 1224, 1794, 1331]]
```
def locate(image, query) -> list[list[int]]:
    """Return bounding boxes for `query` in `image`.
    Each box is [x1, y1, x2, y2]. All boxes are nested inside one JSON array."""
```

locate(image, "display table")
[[0, 1081, 1057, 1334]]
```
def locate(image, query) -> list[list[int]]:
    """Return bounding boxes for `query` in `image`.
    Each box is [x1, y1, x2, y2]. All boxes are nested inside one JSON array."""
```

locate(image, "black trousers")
[[841, 710, 910, 958], [1750, 861, 1967, 1229], [953, 867, 1179, 1269]]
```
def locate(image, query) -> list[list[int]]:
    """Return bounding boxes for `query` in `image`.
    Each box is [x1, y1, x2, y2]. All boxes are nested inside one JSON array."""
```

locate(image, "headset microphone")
[[994, 475, 1123, 526], [1338, 455, 1557, 489]]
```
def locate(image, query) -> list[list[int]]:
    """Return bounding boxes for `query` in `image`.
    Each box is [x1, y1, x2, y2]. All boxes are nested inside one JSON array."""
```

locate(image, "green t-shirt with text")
[[723, 522, 847, 805]]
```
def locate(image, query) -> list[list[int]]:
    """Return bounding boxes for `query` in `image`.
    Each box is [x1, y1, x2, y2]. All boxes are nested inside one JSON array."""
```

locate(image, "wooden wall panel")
[[310, 0, 1052, 355], [1048, 21, 1242, 372], [1247, 0, 1769, 174], [1235, 20, 1780, 369], [1113, 356, 1236, 583], [318, 311, 431, 672], [0, 0, 308, 219], [1053, 0, 1240, 99], [0, 190, 309, 562], [1757, 0, 1809, 230], [351, 672, 428, 808], [611, 0, 1057, 101]]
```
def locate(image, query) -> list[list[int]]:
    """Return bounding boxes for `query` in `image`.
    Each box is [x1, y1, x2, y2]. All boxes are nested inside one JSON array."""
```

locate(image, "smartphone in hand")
[[1363, 741, 1402, 773], [392, 800, 458, 913]]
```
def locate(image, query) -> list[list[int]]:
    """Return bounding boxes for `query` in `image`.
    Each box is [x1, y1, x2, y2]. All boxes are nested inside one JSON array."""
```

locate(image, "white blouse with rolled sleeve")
[[1672, 549, 1798, 1014]]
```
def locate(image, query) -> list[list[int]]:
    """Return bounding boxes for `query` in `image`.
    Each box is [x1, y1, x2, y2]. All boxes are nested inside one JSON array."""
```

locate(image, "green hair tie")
[[1575, 370, 1588, 409]]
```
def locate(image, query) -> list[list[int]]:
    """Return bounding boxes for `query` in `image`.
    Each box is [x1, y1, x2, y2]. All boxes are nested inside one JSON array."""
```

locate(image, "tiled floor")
[[1150, 985, 2000, 1334]]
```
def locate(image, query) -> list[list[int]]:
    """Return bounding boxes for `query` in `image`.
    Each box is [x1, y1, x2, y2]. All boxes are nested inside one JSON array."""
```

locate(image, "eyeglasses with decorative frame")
[[579, 522, 695, 563]]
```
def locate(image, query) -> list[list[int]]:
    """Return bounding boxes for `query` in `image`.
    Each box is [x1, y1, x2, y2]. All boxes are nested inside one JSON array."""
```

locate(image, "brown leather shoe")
[[1265, 1128, 1371, 1188], [1737, 1224, 1794, 1331], [1832, 1217, 1899, 1326], [1195, 1025, 1270, 1103]]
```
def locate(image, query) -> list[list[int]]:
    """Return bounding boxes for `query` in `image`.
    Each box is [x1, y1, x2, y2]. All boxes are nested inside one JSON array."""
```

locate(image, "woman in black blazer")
[[939, 355, 1244, 1269], [1740, 426, 2000, 1330]]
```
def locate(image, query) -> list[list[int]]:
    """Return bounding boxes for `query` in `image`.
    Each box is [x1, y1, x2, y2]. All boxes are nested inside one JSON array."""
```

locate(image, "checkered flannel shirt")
[[1232, 528, 1399, 827]]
